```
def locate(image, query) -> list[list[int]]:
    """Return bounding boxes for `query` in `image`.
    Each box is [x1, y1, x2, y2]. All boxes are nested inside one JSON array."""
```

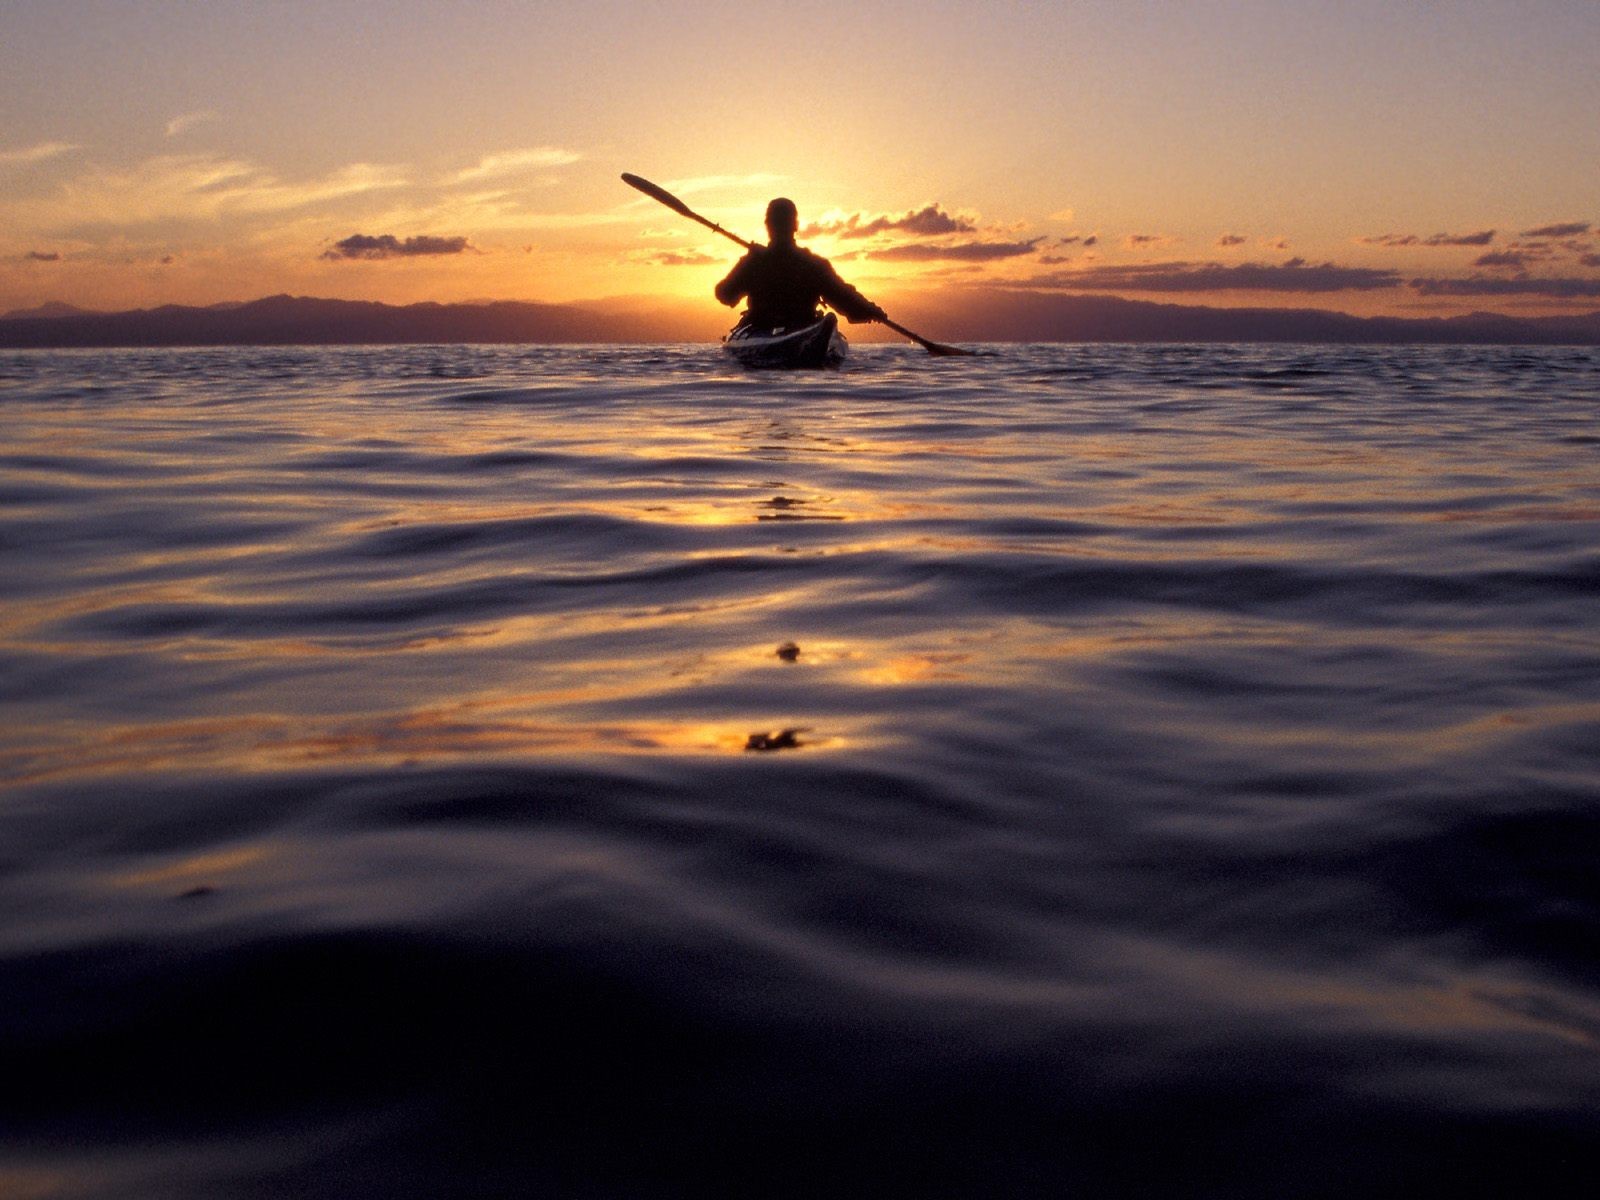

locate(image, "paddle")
[[621, 172, 980, 357]]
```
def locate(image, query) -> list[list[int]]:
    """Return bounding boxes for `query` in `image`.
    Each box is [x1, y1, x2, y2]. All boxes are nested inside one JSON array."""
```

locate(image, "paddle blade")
[[621, 173, 693, 218]]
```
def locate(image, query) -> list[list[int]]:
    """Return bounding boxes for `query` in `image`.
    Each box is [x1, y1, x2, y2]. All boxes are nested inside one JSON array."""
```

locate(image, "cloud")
[[1082, 235, 1098, 247], [1262, 237, 1291, 251], [1410, 275, 1600, 298], [1359, 230, 1496, 247], [0, 141, 80, 166], [1581, 253, 1600, 269], [29, 155, 411, 230], [165, 111, 219, 138], [1216, 234, 1247, 247], [1520, 222, 1590, 238], [1032, 258, 1402, 293], [661, 173, 787, 197], [24, 250, 61, 262], [321, 233, 473, 260], [866, 238, 1043, 262], [1473, 250, 1530, 269], [1124, 233, 1174, 248], [806, 204, 977, 240], [642, 250, 718, 267], [921, 264, 986, 277], [1038, 254, 1073, 265], [451, 147, 581, 183]]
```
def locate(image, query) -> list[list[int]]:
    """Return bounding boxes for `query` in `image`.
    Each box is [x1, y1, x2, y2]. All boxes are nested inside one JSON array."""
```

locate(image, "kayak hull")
[[723, 312, 846, 369]]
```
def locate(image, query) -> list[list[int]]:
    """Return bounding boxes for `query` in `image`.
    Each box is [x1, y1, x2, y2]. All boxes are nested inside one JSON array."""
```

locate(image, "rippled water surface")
[[3, 343, 1598, 1197]]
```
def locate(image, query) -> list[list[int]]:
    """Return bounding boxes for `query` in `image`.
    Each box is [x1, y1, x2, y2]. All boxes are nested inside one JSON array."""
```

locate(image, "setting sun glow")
[[3, 1, 1597, 333]]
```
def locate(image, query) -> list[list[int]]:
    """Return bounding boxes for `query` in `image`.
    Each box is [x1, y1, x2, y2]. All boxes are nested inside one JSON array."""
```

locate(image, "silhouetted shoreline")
[[3, 291, 1598, 347]]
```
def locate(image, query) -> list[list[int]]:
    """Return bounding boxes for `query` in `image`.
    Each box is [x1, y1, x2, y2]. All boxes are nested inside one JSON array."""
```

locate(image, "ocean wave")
[[3, 343, 1597, 1197]]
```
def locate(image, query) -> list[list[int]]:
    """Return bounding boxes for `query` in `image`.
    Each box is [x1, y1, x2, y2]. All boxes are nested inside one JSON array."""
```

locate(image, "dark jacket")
[[715, 242, 884, 329]]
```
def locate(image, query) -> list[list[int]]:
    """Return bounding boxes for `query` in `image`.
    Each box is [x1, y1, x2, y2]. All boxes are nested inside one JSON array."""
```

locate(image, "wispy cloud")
[[1472, 250, 1531, 269], [1216, 234, 1247, 248], [23, 250, 61, 262], [0, 141, 80, 166], [450, 147, 581, 184], [321, 233, 473, 260], [1358, 230, 1496, 247], [638, 250, 718, 267], [866, 238, 1043, 262], [1031, 258, 1401, 293], [1520, 221, 1590, 238], [804, 204, 976, 240], [164, 110, 219, 138], [661, 173, 787, 197], [1124, 233, 1175, 249], [1410, 275, 1600, 298], [35, 154, 411, 228]]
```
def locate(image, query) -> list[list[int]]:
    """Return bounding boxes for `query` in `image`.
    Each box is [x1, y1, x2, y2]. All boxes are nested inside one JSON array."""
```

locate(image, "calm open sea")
[[2, 343, 1598, 1198]]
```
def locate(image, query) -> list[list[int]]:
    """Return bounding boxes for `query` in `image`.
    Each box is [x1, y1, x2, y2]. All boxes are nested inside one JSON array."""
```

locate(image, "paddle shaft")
[[621, 173, 977, 357], [621, 173, 753, 252], [880, 317, 959, 356]]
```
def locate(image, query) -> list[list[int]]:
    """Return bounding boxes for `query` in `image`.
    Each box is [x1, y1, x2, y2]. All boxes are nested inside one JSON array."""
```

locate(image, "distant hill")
[[1, 300, 99, 321], [2, 291, 1598, 347], [897, 290, 1600, 346], [0, 294, 724, 348]]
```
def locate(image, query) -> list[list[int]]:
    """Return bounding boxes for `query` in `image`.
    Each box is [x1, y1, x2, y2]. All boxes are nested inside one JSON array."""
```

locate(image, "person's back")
[[716, 197, 884, 331]]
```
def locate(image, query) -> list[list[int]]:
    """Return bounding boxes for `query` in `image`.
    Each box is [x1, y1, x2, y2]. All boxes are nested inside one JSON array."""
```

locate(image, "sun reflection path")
[[4, 344, 1597, 796]]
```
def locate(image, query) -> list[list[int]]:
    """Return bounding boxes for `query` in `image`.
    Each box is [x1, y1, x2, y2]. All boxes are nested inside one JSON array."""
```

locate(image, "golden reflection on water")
[[113, 844, 272, 889], [11, 590, 1589, 787], [1132, 936, 1600, 1049], [0, 1166, 72, 1200], [0, 705, 863, 786]]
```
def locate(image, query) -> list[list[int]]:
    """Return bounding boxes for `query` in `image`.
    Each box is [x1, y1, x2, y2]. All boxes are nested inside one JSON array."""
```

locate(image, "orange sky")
[[3, 1, 1598, 321]]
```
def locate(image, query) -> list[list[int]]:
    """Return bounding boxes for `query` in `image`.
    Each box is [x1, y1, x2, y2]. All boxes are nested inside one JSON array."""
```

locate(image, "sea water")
[[1, 343, 1597, 1197]]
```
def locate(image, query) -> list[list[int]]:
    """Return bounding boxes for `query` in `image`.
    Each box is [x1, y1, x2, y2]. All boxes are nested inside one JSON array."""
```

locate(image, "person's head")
[[765, 197, 799, 244]]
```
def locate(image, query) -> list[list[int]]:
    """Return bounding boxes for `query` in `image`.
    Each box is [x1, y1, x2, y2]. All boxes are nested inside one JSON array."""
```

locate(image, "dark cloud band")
[[866, 238, 1042, 262], [1520, 222, 1591, 238], [805, 205, 976, 240], [1359, 230, 1495, 247], [322, 234, 472, 261], [1033, 259, 1400, 293], [1410, 275, 1600, 298]]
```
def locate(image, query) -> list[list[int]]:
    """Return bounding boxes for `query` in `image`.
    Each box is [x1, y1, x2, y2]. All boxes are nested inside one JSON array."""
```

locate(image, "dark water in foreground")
[[2, 343, 1598, 1198]]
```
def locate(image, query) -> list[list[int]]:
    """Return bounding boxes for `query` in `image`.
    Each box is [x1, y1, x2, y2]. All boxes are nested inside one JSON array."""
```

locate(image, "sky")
[[3, 0, 1599, 320]]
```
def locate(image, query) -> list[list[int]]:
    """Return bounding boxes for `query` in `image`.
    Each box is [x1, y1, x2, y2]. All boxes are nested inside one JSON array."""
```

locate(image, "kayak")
[[723, 311, 846, 369]]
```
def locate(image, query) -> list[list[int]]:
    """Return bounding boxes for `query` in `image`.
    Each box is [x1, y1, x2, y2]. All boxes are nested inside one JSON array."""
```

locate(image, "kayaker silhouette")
[[622, 173, 978, 359], [715, 198, 886, 333]]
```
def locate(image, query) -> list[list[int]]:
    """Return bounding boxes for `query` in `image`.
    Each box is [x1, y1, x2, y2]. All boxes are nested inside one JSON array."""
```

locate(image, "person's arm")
[[817, 260, 886, 324], [715, 253, 754, 307]]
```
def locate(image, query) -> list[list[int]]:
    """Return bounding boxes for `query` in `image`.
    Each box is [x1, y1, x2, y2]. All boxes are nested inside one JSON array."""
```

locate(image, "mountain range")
[[3, 291, 1598, 347]]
